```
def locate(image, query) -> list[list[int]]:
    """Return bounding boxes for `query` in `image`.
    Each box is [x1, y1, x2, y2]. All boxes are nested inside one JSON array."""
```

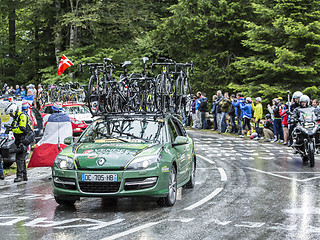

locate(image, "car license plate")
[[81, 174, 118, 182]]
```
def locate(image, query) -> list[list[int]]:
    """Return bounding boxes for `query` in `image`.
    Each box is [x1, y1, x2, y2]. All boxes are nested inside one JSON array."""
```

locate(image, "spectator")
[[240, 97, 253, 137], [195, 92, 203, 129], [2, 83, 7, 94], [199, 93, 207, 129], [229, 94, 237, 134], [215, 90, 223, 133], [272, 97, 284, 142], [27, 85, 33, 96], [233, 93, 243, 135], [267, 99, 277, 121], [211, 95, 218, 131], [252, 97, 263, 139], [312, 99, 319, 108], [263, 114, 274, 141], [191, 96, 197, 128], [8, 86, 14, 95], [37, 84, 43, 95], [279, 103, 289, 145], [14, 85, 20, 96], [219, 92, 231, 133], [28, 102, 72, 168], [20, 86, 26, 97]]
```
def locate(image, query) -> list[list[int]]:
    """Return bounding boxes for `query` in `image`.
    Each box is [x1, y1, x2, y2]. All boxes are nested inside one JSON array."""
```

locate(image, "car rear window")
[[64, 105, 90, 115]]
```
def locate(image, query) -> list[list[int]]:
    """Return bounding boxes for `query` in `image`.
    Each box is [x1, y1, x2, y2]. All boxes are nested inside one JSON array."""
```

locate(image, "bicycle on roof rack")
[[81, 57, 193, 117]]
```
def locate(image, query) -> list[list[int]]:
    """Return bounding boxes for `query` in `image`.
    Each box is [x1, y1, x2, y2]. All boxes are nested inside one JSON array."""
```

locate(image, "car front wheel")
[[157, 166, 177, 207]]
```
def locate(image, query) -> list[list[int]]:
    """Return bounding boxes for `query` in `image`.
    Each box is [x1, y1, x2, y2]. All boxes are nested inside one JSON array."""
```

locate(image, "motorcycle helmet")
[[4, 102, 18, 116], [246, 97, 252, 103], [265, 114, 271, 119], [292, 91, 303, 100], [299, 95, 310, 106]]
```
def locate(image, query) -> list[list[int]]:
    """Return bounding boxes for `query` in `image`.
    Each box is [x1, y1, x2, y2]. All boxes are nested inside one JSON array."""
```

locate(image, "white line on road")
[[100, 221, 161, 240], [184, 188, 223, 210], [245, 167, 295, 181], [217, 168, 227, 181], [197, 154, 215, 164]]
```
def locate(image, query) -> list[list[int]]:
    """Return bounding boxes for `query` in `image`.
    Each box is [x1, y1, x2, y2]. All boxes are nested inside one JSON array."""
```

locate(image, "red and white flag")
[[57, 54, 74, 76], [28, 110, 73, 168]]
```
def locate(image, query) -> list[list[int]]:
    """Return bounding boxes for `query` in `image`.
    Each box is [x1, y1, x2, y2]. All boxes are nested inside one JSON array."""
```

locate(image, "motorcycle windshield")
[[298, 107, 318, 122]]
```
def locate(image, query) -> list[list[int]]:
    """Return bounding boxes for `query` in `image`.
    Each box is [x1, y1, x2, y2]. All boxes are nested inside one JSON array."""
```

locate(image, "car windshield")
[[78, 118, 164, 144], [63, 105, 90, 115]]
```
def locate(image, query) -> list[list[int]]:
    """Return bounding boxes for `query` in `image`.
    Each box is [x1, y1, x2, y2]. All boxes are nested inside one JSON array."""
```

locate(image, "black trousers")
[[16, 151, 28, 178]]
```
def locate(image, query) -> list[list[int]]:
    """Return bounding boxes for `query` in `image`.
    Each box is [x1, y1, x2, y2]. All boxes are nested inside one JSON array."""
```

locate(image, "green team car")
[[52, 113, 196, 207]]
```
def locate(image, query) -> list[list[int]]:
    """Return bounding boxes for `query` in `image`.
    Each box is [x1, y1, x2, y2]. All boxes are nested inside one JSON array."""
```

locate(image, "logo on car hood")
[[97, 158, 106, 166]]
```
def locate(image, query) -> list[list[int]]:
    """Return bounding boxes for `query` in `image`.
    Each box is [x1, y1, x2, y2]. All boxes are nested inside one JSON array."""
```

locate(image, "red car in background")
[[40, 103, 94, 135]]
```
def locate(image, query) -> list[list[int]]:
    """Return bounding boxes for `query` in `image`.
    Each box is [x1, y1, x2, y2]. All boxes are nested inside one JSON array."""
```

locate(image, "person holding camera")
[[5, 103, 33, 182], [271, 97, 284, 142]]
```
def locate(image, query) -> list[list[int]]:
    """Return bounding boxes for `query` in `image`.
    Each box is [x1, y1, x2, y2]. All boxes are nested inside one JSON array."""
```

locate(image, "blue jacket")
[[240, 103, 253, 118], [233, 98, 245, 117], [211, 101, 217, 117], [195, 97, 203, 111]]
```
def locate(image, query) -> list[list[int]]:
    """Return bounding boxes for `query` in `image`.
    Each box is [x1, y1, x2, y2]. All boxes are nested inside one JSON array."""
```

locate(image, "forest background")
[[1, 0, 320, 108]]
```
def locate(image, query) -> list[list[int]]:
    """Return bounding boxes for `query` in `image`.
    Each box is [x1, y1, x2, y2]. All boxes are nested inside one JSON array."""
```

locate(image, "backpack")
[[19, 112, 35, 146]]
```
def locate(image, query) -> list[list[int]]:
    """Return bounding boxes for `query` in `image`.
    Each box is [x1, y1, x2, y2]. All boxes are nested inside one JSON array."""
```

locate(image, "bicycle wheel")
[[88, 75, 100, 116], [146, 82, 156, 113]]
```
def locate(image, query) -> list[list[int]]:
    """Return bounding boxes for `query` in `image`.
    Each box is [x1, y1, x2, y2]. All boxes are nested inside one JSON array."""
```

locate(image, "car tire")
[[185, 158, 196, 189], [54, 195, 77, 205], [157, 165, 177, 207]]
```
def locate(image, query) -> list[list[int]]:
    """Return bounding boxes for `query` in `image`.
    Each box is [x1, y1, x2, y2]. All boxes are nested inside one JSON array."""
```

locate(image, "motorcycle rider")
[[292, 95, 313, 119], [5, 102, 33, 182], [288, 91, 303, 146], [291, 95, 319, 165]]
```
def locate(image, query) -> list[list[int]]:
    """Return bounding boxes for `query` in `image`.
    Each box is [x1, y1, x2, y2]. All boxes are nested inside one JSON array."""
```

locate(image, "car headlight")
[[72, 119, 82, 124], [126, 154, 160, 170], [54, 155, 75, 170]]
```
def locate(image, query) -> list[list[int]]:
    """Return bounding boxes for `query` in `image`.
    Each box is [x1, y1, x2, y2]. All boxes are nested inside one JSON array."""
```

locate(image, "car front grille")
[[79, 182, 121, 193]]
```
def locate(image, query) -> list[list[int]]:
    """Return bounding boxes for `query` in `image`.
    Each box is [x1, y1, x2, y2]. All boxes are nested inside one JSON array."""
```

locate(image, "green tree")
[[233, 0, 320, 89]]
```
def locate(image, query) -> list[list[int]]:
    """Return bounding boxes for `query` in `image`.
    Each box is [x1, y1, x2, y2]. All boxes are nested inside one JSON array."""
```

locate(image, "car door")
[[171, 118, 191, 183], [167, 118, 187, 183]]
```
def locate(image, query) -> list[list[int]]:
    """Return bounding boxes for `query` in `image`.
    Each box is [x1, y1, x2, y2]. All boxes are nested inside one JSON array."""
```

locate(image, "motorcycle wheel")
[[308, 142, 315, 168]]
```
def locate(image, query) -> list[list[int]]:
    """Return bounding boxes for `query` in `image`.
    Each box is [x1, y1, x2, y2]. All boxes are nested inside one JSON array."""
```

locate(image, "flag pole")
[[58, 109, 61, 151]]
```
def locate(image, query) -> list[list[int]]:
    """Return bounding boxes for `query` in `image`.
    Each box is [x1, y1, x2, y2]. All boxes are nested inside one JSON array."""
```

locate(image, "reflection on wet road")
[[1, 130, 320, 239]]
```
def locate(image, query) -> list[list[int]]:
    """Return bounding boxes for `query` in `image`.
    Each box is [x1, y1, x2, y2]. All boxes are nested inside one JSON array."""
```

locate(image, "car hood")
[[71, 142, 161, 170], [69, 113, 92, 121]]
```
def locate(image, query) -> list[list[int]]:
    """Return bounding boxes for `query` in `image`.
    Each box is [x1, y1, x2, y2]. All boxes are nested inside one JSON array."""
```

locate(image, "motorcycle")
[[0, 125, 18, 168], [291, 107, 320, 167]]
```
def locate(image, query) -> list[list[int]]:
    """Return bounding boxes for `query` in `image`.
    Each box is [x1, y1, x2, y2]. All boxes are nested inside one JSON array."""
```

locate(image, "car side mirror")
[[172, 136, 188, 147], [64, 136, 74, 145]]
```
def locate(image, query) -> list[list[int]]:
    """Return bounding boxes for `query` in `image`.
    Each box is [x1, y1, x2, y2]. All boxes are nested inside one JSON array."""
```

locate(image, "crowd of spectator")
[[1, 83, 44, 108], [189, 90, 320, 146]]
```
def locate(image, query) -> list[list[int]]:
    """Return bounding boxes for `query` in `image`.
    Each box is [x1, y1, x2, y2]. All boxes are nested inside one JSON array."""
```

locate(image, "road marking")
[[101, 221, 161, 240], [246, 167, 320, 182], [246, 167, 295, 181], [184, 188, 223, 210], [217, 168, 227, 181], [198, 154, 215, 164]]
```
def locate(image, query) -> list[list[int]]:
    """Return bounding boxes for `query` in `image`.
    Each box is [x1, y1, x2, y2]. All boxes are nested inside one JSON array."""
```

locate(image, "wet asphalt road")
[[1, 130, 320, 239]]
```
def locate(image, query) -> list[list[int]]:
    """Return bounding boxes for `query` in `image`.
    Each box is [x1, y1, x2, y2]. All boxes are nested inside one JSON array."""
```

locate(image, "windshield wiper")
[[113, 131, 152, 143]]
